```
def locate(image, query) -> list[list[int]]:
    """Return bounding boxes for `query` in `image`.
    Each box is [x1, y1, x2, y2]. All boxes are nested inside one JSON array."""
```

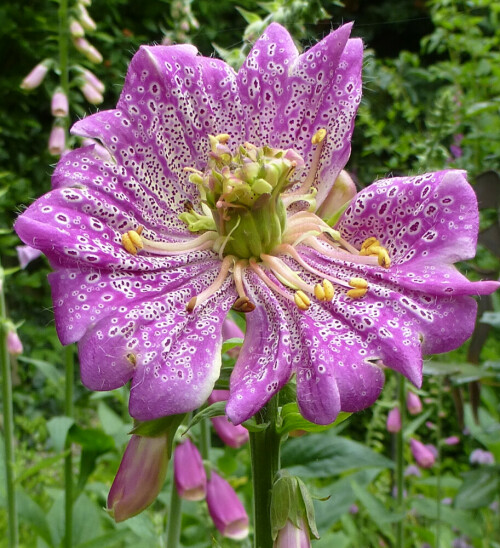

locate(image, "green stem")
[[435, 380, 443, 548], [63, 345, 74, 548], [58, 0, 70, 120], [0, 267, 18, 547], [165, 463, 183, 548], [199, 417, 211, 466], [395, 374, 405, 548], [249, 395, 280, 548]]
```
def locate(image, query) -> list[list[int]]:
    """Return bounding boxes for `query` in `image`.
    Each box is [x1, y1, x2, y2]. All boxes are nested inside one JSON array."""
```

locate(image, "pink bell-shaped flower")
[[206, 472, 249, 540], [386, 407, 401, 433], [274, 518, 311, 548], [208, 390, 249, 448], [174, 438, 206, 501], [406, 391, 423, 415], [7, 330, 23, 356], [20, 60, 50, 90], [107, 434, 168, 522], [410, 438, 435, 469]]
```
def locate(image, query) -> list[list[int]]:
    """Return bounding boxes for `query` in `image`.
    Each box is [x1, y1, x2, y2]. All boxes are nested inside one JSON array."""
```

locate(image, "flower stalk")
[[0, 264, 18, 547], [250, 395, 281, 548], [165, 471, 183, 548], [395, 374, 405, 548]]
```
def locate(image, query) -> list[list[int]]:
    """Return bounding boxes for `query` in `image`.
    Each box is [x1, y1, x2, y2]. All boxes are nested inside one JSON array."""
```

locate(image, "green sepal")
[[130, 413, 186, 458], [324, 198, 352, 227], [241, 417, 269, 432], [277, 402, 351, 436], [178, 210, 216, 232], [297, 477, 320, 539], [184, 401, 227, 433]]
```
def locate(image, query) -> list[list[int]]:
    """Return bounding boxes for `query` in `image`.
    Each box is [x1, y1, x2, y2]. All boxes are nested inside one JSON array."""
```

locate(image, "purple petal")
[[226, 270, 295, 425], [77, 275, 235, 420]]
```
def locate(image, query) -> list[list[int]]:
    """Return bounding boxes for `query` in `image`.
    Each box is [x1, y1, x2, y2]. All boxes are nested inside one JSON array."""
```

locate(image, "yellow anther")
[[349, 277, 368, 289], [377, 248, 391, 268], [122, 233, 137, 255], [215, 133, 231, 144], [233, 296, 256, 313], [311, 128, 327, 145], [294, 290, 311, 310], [347, 288, 367, 299], [128, 230, 143, 250], [314, 279, 335, 302], [361, 237, 378, 251]]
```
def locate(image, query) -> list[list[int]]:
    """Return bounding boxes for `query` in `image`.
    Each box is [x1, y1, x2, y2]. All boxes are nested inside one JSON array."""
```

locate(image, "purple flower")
[[404, 464, 421, 477], [14, 24, 499, 427], [20, 60, 50, 90], [51, 89, 69, 118], [470, 449, 495, 465], [16, 245, 43, 269], [107, 434, 168, 522], [174, 438, 206, 501], [206, 471, 249, 540], [273, 518, 311, 548], [406, 392, 423, 415], [443, 435, 460, 446], [410, 438, 435, 469], [208, 390, 249, 448], [386, 407, 401, 433], [48, 125, 66, 156]]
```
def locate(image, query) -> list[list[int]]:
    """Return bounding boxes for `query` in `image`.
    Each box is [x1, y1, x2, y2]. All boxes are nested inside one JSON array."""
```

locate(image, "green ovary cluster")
[[180, 135, 304, 259]]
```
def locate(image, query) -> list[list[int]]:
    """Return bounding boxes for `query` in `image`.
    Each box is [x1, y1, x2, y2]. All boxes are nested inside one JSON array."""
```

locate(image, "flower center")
[[121, 131, 391, 313]]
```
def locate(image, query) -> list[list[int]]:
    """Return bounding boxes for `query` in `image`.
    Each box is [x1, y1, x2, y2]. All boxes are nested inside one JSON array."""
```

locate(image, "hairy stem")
[[249, 395, 280, 548], [395, 374, 405, 548]]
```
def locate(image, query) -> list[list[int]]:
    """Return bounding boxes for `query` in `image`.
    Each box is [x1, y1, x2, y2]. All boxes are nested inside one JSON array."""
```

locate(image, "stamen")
[[249, 258, 296, 305], [294, 290, 311, 310], [303, 237, 380, 266], [349, 277, 368, 289], [232, 260, 255, 313], [359, 238, 391, 268], [121, 226, 144, 255], [346, 288, 367, 299], [186, 255, 235, 312], [314, 279, 335, 302], [260, 254, 315, 294], [140, 231, 218, 256]]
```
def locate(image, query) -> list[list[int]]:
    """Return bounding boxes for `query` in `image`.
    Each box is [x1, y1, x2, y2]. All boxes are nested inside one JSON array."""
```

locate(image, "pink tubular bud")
[[317, 169, 357, 220], [208, 390, 249, 448], [406, 391, 423, 415], [20, 61, 50, 90], [69, 19, 85, 38], [107, 435, 168, 522], [82, 68, 105, 93], [7, 330, 23, 356], [174, 439, 206, 501], [80, 82, 103, 104], [470, 449, 495, 465], [77, 4, 97, 31], [410, 438, 435, 469], [73, 37, 103, 63], [273, 518, 311, 548], [386, 407, 401, 433], [444, 436, 460, 446], [206, 472, 249, 540], [16, 245, 43, 269], [48, 125, 66, 156], [51, 89, 69, 117]]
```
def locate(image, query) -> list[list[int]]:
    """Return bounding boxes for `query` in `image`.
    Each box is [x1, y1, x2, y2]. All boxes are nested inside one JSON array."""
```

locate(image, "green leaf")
[[221, 337, 244, 354], [19, 356, 63, 386], [235, 6, 262, 24], [69, 425, 115, 453], [277, 402, 351, 436], [410, 496, 482, 538], [17, 487, 52, 545], [46, 416, 74, 452], [455, 468, 499, 509], [351, 482, 404, 529], [184, 402, 226, 433], [16, 450, 70, 483], [281, 433, 393, 478], [74, 531, 130, 548]]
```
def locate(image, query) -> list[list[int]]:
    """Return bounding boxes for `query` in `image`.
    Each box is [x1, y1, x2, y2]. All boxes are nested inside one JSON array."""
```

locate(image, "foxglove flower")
[[20, 60, 50, 90], [48, 125, 66, 156], [410, 438, 435, 469], [174, 438, 207, 501], [206, 472, 249, 540], [386, 407, 401, 433], [274, 518, 311, 548], [470, 449, 495, 465], [7, 330, 23, 356], [406, 392, 423, 415], [16, 245, 43, 269], [51, 89, 69, 118], [15, 24, 498, 427], [107, 434, 168, 521], [208, 390, 249, 448]]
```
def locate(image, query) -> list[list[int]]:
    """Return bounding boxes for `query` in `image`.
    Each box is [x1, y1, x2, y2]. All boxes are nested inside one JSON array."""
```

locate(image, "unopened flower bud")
[[443, 436, 460, 446], [76, 4, 97, 31], [107, 434, 168, 522], [206, 472, 249, 540], [274, 518, 311, 548], [404, 464, 421, 477], [82, 68, 105, 93], [69, 19, 85, 38], [410, 438, 435, 469], [208, 390, 249, 448], [80, 82, 103, 104], [73, 37, 102, 63], [386, 407, 401, 433], [317, 169, 357, 220], [16, 245, 43, 269], [51, 89, 69, 117], [174, 439, 206, 501], [7, 330, 23, 356], [406, 391, 422, 415], [48, 125, 66, 156], [20, 60, 51, 90]]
